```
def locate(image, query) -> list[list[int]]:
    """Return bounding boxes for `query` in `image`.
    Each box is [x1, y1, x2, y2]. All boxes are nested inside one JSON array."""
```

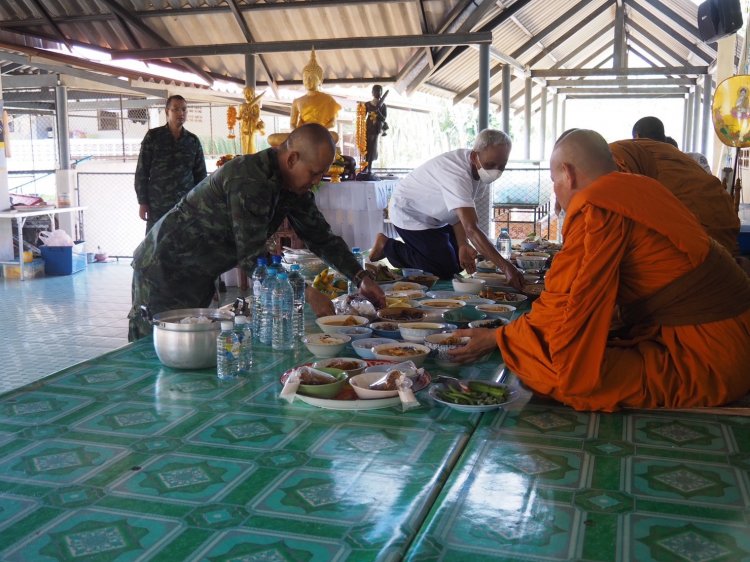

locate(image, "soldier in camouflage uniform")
[[135, 95, 207, 233], [128, 123, 386, 341]]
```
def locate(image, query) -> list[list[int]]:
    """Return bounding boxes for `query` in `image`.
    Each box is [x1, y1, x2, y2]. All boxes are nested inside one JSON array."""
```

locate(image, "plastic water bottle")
[[234, 315, 253, 373], [272, 272, 295, 351], [269, 254, 283, 273], [216, 321, 240, 379], [287, 264, 306, 340], [258, 269, 278, 345], [349, 247, 363, 294], [496, 228, 512, 261], [250, 257, 268, 339]]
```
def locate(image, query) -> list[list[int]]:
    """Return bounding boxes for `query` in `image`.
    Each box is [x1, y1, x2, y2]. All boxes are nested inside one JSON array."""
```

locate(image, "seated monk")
[[609, 138, 740, 256], [268, 49, 341, 146], [449, 129, 750, 412]]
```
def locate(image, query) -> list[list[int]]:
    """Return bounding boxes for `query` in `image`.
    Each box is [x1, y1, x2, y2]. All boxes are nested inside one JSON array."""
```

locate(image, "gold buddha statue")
[[268, 49, 341, 147], [238, 87, 265, 155]]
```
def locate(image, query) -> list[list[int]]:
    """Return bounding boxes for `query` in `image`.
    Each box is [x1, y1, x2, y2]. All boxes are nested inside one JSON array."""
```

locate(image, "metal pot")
[[143, 307, 233, 369]]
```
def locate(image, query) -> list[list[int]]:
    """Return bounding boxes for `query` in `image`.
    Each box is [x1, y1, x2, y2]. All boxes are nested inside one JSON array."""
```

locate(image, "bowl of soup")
[[315, 315, 369, 334], [372, 342, 431, 367]]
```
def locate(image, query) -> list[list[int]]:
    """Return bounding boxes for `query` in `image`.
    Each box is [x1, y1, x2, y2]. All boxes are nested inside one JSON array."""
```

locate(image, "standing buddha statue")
[[268, 48, 341, 146]]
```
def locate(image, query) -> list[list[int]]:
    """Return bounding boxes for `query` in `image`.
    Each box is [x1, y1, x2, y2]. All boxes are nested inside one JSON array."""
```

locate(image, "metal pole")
[[701, 73, 712, 154], [682, 94, 690, 149], [0, 73, 12, 261], [478, 43, 490, 131], [245, 54, 256, 88], [692, 85, 701, 151], [524, 77, 532, 159], [501, 64, 511, 133], [686, 91, 695, 151], [551, 92, 558, 144], [539, 86, 547, 160], [55, 83, 70, 169], [561, 95, 566, 132]]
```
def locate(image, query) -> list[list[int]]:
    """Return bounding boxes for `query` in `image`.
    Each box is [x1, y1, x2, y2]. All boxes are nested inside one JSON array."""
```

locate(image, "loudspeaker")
[[698, 0, 743, 42]]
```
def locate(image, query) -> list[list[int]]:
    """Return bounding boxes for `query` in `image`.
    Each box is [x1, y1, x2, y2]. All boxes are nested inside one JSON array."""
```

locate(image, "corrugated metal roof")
[[0, 0, 725, 113]]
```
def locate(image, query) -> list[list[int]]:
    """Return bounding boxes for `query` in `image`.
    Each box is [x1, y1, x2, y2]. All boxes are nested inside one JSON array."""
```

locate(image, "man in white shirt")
[[369, 129, 523, 287]]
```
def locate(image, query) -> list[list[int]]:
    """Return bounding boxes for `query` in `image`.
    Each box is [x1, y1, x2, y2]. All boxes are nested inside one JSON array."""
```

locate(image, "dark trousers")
[[383, 224, 461, 279]]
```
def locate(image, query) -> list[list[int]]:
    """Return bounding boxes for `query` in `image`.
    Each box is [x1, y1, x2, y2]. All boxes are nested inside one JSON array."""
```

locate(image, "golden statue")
[[238, 87, 265, 154], [268, 48, 341, 147]]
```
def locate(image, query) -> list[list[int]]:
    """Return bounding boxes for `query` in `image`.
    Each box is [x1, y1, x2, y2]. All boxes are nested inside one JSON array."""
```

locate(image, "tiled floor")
[[1, 260, 134, 394], [0, 261, 244, 395]]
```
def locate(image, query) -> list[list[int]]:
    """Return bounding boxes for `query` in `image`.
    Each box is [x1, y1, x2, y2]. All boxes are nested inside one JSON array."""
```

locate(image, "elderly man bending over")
[[451, 129, 750, 412]]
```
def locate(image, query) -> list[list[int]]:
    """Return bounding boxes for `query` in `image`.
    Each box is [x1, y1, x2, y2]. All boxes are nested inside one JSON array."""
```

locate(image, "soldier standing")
[[134, 95, 207, 233]]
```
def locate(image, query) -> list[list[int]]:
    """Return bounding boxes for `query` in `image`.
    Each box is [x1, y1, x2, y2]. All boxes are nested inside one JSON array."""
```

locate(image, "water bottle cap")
[[277, 272, 288, 280], [272, 255, 282, 263], [234, 315, 247, 324], [266, 269, 277, 277], [220, 321, 234, 331], [352, 247, 361, 253], [501, 228, 509, 233], [290, 264, 301, 271], [256, 257, 267, 265]]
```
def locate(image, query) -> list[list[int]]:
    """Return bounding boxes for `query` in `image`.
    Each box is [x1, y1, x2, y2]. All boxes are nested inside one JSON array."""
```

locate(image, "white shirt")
[[389, 149, 488, 231]]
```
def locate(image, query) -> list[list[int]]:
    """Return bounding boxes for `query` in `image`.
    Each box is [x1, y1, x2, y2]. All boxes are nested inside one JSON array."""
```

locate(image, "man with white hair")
[[369, 129, 523, 286]]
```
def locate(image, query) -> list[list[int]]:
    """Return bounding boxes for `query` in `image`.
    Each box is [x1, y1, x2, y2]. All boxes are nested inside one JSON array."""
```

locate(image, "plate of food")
[[280, 360, 431, 410], [429, 379, 517, 412]]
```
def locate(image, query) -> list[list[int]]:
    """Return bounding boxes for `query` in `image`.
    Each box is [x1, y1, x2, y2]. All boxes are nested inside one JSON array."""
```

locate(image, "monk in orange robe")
[[609, 139, 740, 255], [451, 129, 750, 412]]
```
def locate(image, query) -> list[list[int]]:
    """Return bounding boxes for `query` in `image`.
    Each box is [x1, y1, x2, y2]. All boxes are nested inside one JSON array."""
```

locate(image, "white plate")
[[425, 290, 470, 300], [471, 272, 519, 291], [294, 393, 403, 410], [428, 382, 517, 412]]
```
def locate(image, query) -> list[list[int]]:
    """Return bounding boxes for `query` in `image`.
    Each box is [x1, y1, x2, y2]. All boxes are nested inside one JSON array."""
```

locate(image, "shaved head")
[[632, 116, 666, 142], [285, 123, 336, 164], [552, 129, 617, 181], [550, 129, 617, 211], [278, 123, 337, 194]]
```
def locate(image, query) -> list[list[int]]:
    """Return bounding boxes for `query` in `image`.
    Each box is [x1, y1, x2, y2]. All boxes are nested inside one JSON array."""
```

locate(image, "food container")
[[144, 307, 233, 369], [372, 342, 431, 366]]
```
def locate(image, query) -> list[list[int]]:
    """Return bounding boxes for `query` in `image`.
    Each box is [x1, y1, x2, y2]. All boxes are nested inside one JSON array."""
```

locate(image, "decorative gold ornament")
[[238, 87, 265, 154], [356, 101, 368, 170], [226, 106, 237, 139]]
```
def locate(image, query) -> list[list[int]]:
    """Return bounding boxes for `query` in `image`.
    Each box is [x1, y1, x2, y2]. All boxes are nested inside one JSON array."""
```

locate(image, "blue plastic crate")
[[40, 241, 87, 275]]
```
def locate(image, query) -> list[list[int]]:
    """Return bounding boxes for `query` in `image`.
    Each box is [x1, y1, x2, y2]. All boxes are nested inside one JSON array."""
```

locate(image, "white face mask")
[[475, 154, 503, 183]]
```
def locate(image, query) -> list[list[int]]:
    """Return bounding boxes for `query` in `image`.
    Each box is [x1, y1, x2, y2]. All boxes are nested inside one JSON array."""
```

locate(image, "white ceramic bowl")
[[468, 318, 510, 329], [418, 299, 466, 315], [372, 342, 431, 367], [334, 326, 373, 341], [363, 362, 420, 379], [348, 371, 401, 399], [368, 321, 402, 339], [313, 356, 368, 376], [476, 303, 517, 320], [516, 254, 550, 271], [351, 337, 397, 359], [398, 321, 457, 343], [315, 315, 369, 334], [302, 333, 351, 358], [451, 277, 486, 294], [424, 333, 471, 367]]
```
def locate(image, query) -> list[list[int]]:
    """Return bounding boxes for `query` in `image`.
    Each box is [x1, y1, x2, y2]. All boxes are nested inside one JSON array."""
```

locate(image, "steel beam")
[[531, 66, 708, 78], [524, 77, 532, 159], [545, 77, 695, 87], [613, 0, 626, 69], [701, 74, 712, 154], [555, 86, 689, 94], [501, 64, 511, 132], [564, 93, 686, 99], [453, 64, 502, 105], [111, 32, 493, 60], [478, 43, 490, 130]]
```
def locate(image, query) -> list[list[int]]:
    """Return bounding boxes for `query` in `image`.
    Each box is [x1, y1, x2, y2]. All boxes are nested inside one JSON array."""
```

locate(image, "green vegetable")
[[435, 382, 510, 406]]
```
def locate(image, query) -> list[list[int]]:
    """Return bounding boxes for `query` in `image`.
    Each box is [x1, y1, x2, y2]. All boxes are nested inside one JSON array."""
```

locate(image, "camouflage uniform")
[[128, 149, 362, 340], [134, 124, 207, 232]]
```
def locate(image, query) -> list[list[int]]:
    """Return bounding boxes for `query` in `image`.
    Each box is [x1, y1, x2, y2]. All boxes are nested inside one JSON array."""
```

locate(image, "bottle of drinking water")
[[234, 315, 253, 373], [269, 254, 283, 273], [272, 272, 295, 351], [250, 257, 267, 338], [349, 247, 363, 294], [287, 264, 306, 340], [216, 321, 240, 380], [496, 228, 512, 261], [258, 269, 278, 345]]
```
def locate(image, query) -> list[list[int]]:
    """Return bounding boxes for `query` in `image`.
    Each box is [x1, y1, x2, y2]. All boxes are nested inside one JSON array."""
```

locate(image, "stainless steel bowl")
[[150, 308, 233, 369]]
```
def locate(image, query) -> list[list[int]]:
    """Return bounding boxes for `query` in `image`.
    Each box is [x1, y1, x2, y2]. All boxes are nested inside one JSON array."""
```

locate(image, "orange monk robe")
[[609, 139, 740, 255], [496, 172, 750, 412]]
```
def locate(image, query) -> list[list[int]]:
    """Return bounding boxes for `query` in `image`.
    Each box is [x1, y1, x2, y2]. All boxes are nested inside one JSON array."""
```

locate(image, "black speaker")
[[698, 0, 743, 42]]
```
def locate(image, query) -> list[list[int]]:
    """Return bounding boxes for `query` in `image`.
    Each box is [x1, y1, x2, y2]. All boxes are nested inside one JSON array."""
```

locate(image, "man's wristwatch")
[[353, 269, 375, 288]]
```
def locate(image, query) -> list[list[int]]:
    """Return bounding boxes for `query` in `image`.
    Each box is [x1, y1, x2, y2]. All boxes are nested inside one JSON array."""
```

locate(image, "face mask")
[[476, 154, 503, 183]]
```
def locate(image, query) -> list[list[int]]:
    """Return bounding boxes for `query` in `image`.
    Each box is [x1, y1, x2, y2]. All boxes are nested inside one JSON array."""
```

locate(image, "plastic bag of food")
[[333, 294, 377, 320]]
